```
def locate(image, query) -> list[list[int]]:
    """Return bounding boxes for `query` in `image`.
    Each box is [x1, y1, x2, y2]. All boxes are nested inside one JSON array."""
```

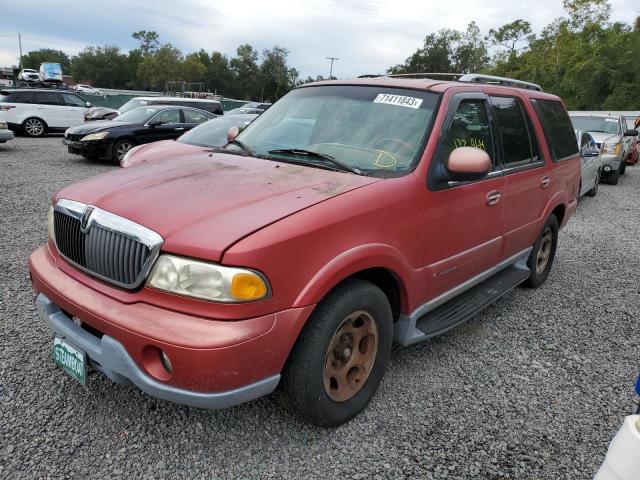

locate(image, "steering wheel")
[[372, 137, 414, 157]]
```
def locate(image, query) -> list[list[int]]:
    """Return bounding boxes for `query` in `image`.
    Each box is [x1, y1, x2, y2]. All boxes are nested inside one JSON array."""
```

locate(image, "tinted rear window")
[[531, 99, 578, 162]]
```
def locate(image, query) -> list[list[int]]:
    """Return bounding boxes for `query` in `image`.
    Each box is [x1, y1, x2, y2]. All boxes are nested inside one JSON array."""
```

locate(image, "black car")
[[64, 105, 214, 163], [225, 102, 271, 116]]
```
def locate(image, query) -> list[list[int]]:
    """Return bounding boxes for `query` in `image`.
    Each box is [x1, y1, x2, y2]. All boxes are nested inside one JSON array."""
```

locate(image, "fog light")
[[604, 165, 611, 172], [160, 351, 172, 373]]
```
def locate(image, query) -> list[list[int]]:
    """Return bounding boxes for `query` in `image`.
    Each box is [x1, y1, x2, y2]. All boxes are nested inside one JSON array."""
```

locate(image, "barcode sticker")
[[373, 93, 423, 109]]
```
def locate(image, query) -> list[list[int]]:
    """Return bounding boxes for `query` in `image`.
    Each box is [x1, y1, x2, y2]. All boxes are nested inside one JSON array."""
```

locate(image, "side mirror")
[[447, 147, 491, 181], [227, 126, 240, 142], [624, 129, 638, 137], [85, 102, 92, 108], [582, 148, 600, 158], [148, 120, 163, 127]]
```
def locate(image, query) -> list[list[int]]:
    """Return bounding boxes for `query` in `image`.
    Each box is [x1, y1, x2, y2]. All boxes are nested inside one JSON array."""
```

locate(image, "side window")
[[35, 92, 63, 106], [183, 109, 210, 124], [441, 99, 493, 161], [530, 99, 579, 162], [151, 109, 180, 124], [62, 94, 85, 107], [490, 96, 538, 167]]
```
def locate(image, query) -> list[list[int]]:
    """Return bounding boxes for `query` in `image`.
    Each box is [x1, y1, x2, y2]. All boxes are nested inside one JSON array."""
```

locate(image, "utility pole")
[[18, 33, 23, 68], [326, 56, 339, 79]]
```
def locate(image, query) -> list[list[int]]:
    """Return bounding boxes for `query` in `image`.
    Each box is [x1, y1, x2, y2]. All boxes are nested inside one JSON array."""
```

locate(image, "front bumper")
[[29, 245, 314, 408], [0, 129, 14, 142], [601, 152, 624, 171], [63, 138, 111, 159], [37, 293, 280, 409]]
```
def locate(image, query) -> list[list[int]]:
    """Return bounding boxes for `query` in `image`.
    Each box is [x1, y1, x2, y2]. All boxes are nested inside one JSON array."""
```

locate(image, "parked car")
[[225, 102, 271, 115], [64, 105, 214, 163], [39, 63, 63, 84], [74, 84, 102, 96], [575, 130, 602, 197], [17, 69, 40, 84], [29, 75, 580, 426], [594, 375, 640, 480], [84, 96, 224, 121], [623, 116, 639, 165], [121, 113, 258, 167], [569, 113, 638, 185], [0, 89, 92, 136], [0, 120, 14, 143]]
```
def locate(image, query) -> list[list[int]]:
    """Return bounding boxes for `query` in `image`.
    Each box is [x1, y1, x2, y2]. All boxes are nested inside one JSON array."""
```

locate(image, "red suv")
[[29, 74, 580, 426]]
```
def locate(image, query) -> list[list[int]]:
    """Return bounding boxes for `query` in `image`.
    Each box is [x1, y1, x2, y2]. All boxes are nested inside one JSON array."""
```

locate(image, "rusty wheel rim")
[[536, 228, 553, 275], [323, 310, 379, 402]]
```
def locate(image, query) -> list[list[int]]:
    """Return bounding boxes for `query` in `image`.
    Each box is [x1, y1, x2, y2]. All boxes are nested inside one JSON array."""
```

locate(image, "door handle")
[[541, 176, 551, 188], [486, 191, 501, 206], [174, 127, 184, 131]]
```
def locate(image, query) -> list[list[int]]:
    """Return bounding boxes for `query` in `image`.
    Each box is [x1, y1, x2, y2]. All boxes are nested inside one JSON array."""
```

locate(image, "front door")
[[422, 94, 505, 299], [138, 108, 182, 144], [61, 93, 88, 127]]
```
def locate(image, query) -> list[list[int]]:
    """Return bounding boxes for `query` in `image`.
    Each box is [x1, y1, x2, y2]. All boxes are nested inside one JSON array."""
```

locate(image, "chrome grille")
[[53, 199, 163, 289]]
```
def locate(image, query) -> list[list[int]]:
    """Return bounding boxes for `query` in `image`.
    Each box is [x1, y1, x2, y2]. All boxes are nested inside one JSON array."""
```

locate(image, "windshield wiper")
[[226, 139, 254, 155], [268, 148, 362, 175]]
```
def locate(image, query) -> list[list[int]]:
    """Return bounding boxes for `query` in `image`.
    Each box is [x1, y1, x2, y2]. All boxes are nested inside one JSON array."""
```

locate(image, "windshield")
[[119, 99, 151, 114], [232, 85, 439, 176], [571, 116, 621, 134], [178, 115, 256, 147], [115, 107, 159, 123]]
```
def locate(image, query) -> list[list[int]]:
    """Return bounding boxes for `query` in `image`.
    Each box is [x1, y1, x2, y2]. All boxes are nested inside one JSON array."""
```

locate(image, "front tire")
[[524, 214, 558, 288], [282, 279, 393, 427], [607, 168, 620, 185], [22, 117, 46, 137], [112, 139, 134, 165]]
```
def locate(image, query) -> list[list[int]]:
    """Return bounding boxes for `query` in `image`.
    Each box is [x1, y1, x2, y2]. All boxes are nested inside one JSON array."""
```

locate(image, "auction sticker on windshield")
[[53, 337, 87, 385], [374, 93, 423, 109]]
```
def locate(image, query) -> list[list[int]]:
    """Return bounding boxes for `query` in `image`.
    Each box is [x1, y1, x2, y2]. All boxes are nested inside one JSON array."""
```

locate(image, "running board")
[[394, 263, 530, 346]]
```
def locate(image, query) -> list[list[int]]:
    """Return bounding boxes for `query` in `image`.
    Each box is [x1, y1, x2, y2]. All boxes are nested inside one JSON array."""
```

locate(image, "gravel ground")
[[0, 136, 638, 479]]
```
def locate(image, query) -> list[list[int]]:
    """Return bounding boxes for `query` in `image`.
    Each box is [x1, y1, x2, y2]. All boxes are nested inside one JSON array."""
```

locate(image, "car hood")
[[588, 132, 622, 144], [120, 140, 204, 168], [68, 120, 136, 135], [85, 106, 119, 120], [56, 153, 380, 262]]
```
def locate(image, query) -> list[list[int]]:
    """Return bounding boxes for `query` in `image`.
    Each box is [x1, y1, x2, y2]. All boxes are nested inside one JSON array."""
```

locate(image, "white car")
[[17, 68, 40, 83], [575, 130, 602, 197], [74, 84, 102, 96], [0, 88, 92, 137]]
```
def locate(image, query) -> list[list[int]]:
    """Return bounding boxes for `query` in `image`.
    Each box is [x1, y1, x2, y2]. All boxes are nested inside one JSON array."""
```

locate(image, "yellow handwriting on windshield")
[[373, 150, 398, 168], [453, 138, 486, 150]]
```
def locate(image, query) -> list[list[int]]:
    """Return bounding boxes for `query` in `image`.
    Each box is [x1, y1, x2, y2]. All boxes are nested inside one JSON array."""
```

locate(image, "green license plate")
[[53, 337, 87, 385]]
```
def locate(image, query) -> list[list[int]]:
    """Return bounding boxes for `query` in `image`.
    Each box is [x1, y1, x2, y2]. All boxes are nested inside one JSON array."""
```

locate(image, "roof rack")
[[384, 72, 542, 91]]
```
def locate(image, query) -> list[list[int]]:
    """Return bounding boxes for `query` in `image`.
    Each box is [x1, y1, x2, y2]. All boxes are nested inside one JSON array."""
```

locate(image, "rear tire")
[[524, 214, 558, 288], [586, 170, 600, 197], [282, 279, 393, 427], [22, 117, 46, 137]]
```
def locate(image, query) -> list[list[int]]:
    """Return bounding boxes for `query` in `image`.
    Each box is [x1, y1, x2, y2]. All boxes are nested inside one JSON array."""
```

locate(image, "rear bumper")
[[29, 245, 314, 408]]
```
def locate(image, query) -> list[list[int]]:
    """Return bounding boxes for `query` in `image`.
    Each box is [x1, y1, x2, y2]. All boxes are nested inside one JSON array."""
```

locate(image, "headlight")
[[147, 254, 270, 302], [0, 122, 7, 129], [80, 131, 109, 141], [64, 128, 70, 138], [121, 145, 140, 165], [47, 205, 55, 242], [602, 142, 621, 155]]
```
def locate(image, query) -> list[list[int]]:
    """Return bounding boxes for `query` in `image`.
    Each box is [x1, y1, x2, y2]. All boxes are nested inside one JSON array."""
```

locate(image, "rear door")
[[422, 93, 505, 298], [32, 92, 68, 129], [61, 93, 87, 127], [490, 94, 549, 258]]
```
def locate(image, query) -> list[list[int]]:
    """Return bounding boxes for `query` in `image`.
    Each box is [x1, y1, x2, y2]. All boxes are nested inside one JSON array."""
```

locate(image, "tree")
[[182, 53, 206, 83], [230, 44, 260, 99], [137, 44, 182, 90], [259, 46, 293, 101], [131, 30, 160, 56], [487, 20, 533, 54], [71, 45, 130, 88], [205, 52, 236, 96], [21, 49, 71, 72]]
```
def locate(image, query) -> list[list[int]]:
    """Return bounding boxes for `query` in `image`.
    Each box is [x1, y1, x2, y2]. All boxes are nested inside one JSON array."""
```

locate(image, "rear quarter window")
[[530, 99, 578, 162]]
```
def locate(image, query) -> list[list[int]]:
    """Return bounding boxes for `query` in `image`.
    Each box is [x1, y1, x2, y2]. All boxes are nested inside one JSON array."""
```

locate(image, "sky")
[[0, 0, 637, 79]]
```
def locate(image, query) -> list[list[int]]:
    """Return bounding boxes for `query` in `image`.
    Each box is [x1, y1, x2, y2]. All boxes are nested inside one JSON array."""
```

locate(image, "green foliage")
[[391, 1, 639, 110], [21, 49, 71, 72]]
